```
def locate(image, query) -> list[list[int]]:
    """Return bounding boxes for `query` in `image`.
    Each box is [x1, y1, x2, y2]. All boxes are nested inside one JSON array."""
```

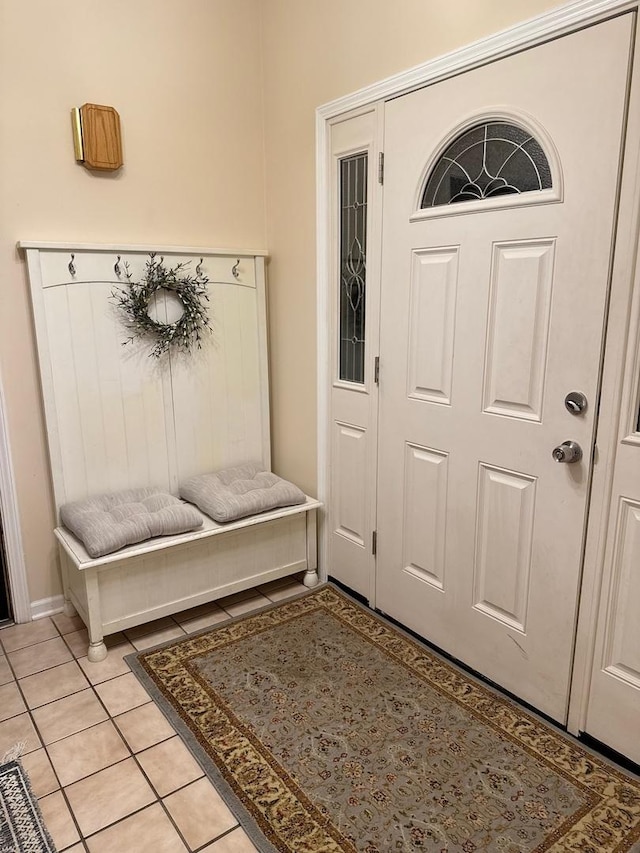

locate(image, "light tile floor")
[[0, 576, 308, 852]]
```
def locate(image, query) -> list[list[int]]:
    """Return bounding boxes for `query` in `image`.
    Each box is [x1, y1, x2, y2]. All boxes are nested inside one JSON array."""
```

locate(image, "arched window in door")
[[421, 121, 552, 208]]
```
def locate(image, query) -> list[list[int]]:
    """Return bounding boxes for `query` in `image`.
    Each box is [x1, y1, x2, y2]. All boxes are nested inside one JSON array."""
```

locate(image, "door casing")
[[0, 369, 30, 623], [317, 0, 640, 739]]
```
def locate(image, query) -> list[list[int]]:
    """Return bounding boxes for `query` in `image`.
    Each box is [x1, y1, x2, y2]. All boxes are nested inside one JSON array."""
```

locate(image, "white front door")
[[376, 15, 633, 722]]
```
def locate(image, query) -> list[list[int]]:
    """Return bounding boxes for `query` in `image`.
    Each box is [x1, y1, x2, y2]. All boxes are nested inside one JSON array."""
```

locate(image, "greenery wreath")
[[112, 254, 212, 358]]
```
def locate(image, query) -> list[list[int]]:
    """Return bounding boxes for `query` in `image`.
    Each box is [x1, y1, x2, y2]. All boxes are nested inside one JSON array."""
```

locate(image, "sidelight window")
[[339, 153, 368, 384]]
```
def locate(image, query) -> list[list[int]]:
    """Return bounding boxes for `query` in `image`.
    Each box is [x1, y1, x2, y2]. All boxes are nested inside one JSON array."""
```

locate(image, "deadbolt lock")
[[564, 391, 587, 415]]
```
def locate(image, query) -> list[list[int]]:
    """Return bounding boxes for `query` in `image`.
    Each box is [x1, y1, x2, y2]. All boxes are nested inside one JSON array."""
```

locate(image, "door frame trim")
[[317, 0, 640, 736], [0, 368, 30, 622]]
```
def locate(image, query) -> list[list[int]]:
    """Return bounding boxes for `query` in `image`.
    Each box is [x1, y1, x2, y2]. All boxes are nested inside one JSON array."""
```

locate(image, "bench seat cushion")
[[60, 488, 204, 558], [179, 462, 306, 523]]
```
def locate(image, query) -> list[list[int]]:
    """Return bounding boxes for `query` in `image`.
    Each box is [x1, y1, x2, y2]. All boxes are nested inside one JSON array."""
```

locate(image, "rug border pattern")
[[127, 584, 640, 853]]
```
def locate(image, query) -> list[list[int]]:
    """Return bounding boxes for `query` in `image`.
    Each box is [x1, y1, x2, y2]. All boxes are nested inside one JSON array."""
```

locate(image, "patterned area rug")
[[0, 760, 57, 852], [129, 585, 640, 852]]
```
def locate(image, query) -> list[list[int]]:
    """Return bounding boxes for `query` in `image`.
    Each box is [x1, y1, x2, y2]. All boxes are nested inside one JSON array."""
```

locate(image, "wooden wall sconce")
[[72, 103, 123, 171]]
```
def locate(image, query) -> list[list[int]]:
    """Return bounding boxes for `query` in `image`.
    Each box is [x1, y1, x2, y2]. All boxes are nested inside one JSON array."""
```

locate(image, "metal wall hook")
[[196, 258, 204, 277], [68, 254, 76, 276], [114, 255, 122, 276], [231, 259, 240, 280]]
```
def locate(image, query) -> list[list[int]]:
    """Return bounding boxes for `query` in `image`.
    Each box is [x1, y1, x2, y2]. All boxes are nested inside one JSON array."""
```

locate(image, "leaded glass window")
[[421, 121, 552, 208], [339, 153, 367, 383]]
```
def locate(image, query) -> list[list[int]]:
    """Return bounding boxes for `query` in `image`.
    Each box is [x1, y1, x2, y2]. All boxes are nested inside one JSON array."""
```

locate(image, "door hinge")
[[378, 152, 384, 184], [374, 356, 380, 385], [372, 530, 377, 556]]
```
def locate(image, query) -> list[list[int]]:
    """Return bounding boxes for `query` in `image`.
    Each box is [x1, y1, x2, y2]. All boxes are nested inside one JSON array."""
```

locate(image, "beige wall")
[[0, 0, 563, 609], [0, 0, 266, 603], [260, 0, 559, 496]]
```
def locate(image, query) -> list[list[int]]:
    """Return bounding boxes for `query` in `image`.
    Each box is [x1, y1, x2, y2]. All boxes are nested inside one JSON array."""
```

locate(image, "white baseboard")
[[30, 595, 64, 621]]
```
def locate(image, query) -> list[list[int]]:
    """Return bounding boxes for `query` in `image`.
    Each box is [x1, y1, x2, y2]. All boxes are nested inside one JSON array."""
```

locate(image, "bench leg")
[[58, 546, 78, 618], [85, 569, 107, 662], [88, 640, 108, 662], [304, 509, 319, 588]]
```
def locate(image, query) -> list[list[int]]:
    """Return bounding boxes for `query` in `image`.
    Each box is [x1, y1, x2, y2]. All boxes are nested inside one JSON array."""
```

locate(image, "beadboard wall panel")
[[22, 244, 270, 510]]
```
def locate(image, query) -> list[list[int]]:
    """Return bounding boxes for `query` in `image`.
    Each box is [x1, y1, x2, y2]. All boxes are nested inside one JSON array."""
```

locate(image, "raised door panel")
[[587, 466, 640, 762], [332, 422, 368, 547], [483, 240, 555, 422], [602, 499, 640, 688], [402, 443, 448, 590], [407, 248, 459, 405], [472, 464, 536, 632]]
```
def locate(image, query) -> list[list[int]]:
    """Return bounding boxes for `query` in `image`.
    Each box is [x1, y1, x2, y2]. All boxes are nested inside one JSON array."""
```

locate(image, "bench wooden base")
[[56, 499, 320, 661]]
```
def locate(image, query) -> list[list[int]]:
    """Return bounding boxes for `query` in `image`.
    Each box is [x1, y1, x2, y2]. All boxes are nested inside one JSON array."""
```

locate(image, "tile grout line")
[[0, 587, 301, 850], [192, 822, 242, 852], [8, 618, 92, 852], [116, 688, 220, 849], [0, 629, 47, 754], [38, 620, 94, 852], [113, 604, 274, 850], [108, 691, 222, 851], [78, 644, 201, 852], [126, 588, 298, 850], [62, 638, 170, 846], [2, 618, 169, 851], [45, 643, 186, 851]]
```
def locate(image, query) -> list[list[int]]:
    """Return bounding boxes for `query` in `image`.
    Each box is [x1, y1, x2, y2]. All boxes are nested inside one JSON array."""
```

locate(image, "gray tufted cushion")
[[60, 488, 204, 558], [179, 462, 306, 523]]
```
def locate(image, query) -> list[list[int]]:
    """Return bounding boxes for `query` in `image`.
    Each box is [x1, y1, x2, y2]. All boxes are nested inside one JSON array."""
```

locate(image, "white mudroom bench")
[[21, 241, 321, 660], [55, 496, 320, 661]]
